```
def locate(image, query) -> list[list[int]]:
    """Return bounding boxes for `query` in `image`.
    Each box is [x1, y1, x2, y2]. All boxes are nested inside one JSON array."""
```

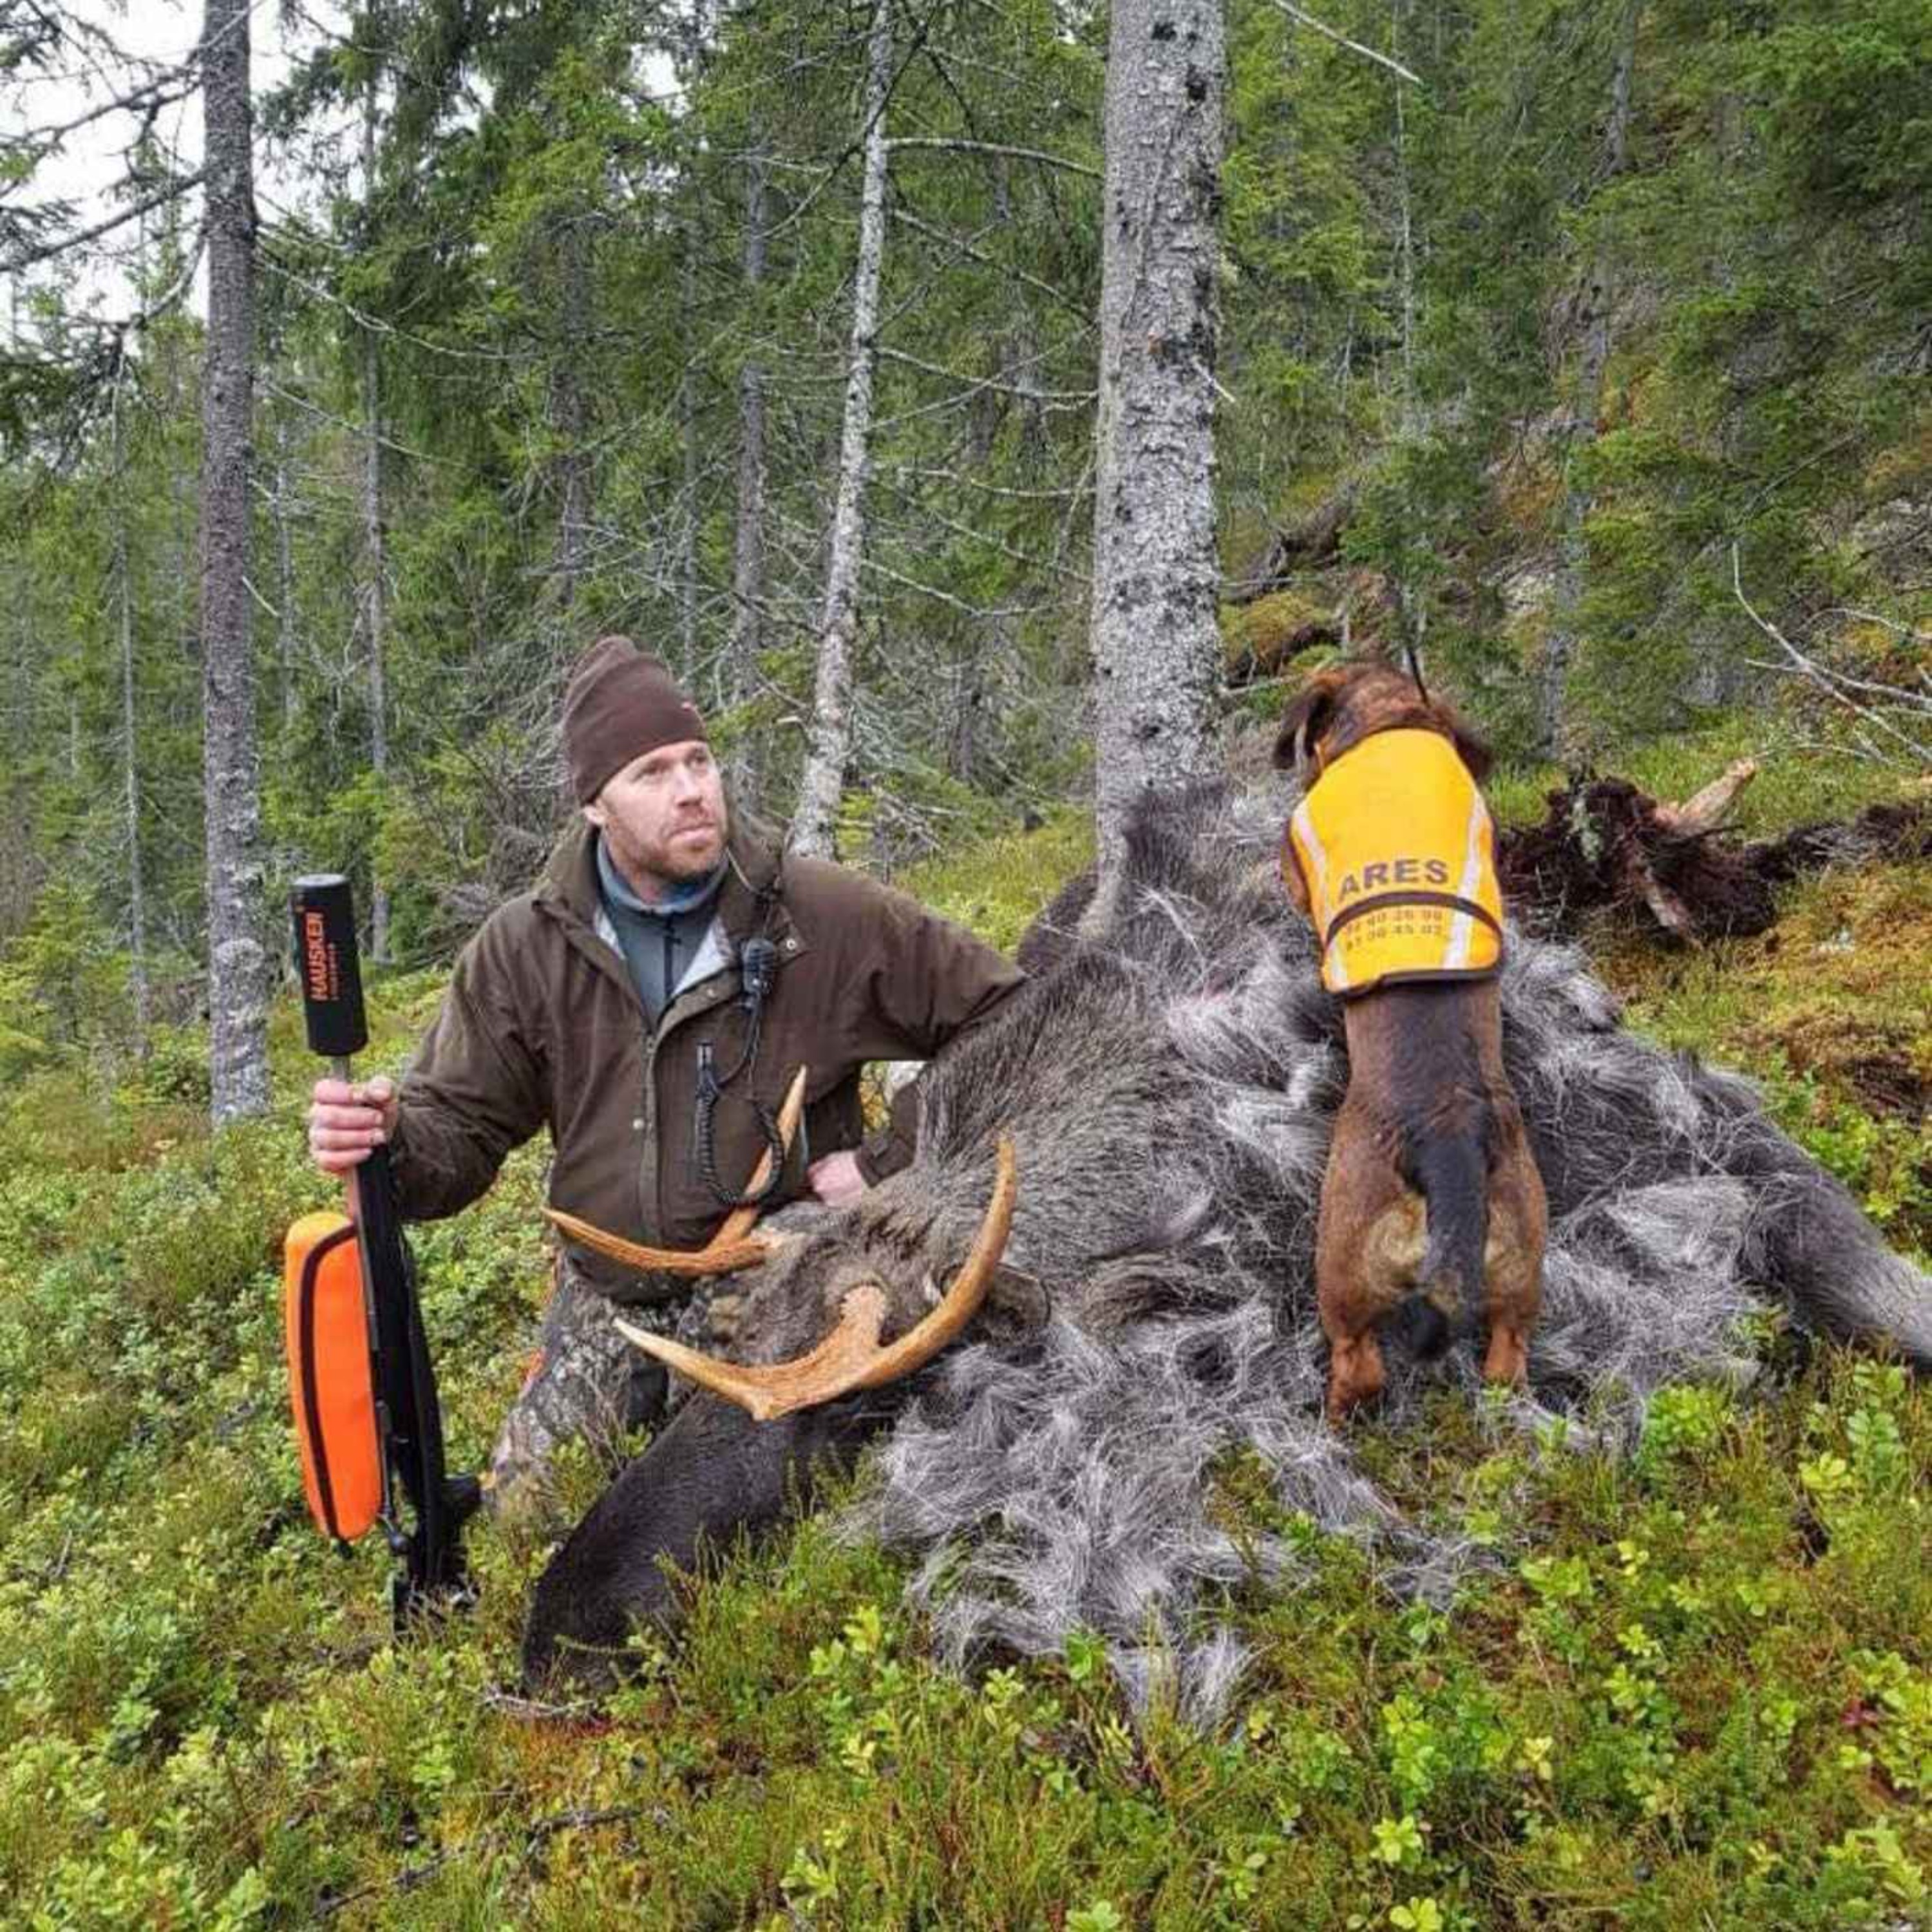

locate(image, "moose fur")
[[524, 772, 1931, 1714]]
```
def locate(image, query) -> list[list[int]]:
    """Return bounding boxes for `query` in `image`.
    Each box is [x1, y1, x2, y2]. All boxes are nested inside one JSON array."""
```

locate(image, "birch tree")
[[724, 140, 771, 809], [199, 0, 270, 1121], [1085, 0, 1226, 907], [789, 0, 894, 859]]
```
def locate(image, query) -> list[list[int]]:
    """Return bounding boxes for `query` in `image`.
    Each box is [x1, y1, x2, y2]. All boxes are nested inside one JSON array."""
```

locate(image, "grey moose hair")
[[793, 774, 1932, 1722]]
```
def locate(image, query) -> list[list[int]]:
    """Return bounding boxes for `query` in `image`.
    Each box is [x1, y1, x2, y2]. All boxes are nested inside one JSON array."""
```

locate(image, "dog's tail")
[[1398, 1132, 1490, 1359]]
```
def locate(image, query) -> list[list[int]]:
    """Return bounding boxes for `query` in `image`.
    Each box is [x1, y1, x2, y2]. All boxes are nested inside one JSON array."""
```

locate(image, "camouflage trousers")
[[485, 1258, 732, 1522]]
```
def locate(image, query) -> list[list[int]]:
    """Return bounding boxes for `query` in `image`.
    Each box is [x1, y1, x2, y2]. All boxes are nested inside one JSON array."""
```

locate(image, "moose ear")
[[1273, 679, 1338, 773], [985, 1263, 1050, 1329]]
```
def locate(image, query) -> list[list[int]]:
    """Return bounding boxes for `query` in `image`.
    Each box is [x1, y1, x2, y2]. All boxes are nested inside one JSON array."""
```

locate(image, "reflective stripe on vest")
[[1283, 728, 1504, 996]]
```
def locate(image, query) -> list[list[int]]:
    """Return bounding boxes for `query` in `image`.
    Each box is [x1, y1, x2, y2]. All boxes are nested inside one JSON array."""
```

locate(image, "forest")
[[1, 0, 1928, 1924], [3, 0, 1924, 1092]]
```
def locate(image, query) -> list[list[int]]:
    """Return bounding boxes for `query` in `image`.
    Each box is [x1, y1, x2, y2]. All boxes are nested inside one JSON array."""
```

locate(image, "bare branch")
[[0, 68, 197, 187], [1814, 606, 1932, 649], [262, 377, 454, 468], [889, 204, 1093, 319], [58, 229, 205, 341], [860, 549, 1056, 620], [875, 341, 1094, 404], [0, 168, 204, 276], [1733, 545, 1932, 765], [1265, 0, 1426, 87], [888, 463, 1090, 502], [873, 471, 1088, 583], [258, 248, 533, 364], [884, 136, 1101, 180]]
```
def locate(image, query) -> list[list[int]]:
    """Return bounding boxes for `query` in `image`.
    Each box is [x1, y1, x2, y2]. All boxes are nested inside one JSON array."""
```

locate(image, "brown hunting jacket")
[[388, 815, 1024, 1302]]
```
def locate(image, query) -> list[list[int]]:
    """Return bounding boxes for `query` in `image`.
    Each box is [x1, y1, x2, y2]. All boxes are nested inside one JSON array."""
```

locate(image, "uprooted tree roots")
[[1497, 768, 1932, 944]]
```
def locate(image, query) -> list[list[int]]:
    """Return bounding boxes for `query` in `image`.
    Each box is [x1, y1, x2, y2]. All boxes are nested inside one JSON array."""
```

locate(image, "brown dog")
[[1274, 660, 1546, 1422]]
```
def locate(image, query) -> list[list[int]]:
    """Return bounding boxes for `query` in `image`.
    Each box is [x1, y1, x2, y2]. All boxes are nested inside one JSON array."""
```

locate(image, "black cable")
[[693, 919, 790, 1211]]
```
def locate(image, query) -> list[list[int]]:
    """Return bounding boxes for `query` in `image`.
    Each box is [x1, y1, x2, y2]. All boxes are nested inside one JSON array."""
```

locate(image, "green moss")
[[1599, 853, 1932, 1254], [1222, 590, 1336, 678], [900, 804, 1095, 955]]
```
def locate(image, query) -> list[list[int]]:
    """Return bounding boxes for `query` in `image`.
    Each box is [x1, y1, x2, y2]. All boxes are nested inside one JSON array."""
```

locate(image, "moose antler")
[[543, 1065, 808, 1278], [616, 1137, 1018, 1421]]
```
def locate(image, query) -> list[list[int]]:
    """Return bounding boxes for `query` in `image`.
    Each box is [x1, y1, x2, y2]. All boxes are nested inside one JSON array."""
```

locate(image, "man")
[[308, 636, 1023, 1515]]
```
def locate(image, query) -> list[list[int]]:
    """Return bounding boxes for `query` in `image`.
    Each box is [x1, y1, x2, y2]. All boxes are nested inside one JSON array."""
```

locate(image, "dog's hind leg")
[[1323, 1325, 1388, 1422], [1318, 1170, 1425, 1422], [1481, 1318, 1531, 1388], [1479, 1132, 1546, 1390]]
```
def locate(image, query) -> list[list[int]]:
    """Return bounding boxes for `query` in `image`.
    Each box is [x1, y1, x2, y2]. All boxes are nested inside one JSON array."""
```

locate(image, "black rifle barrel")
[[290, 875, 471, 1622]]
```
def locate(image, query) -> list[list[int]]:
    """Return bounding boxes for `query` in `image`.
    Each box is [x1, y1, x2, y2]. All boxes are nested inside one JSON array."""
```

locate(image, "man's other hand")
[[308, 1075, 399, 1175], [806, 1149, 867, 1208]]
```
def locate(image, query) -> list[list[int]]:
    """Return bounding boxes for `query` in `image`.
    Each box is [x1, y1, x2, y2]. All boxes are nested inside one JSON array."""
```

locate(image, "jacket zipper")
[[533, 872, 801, 1249]]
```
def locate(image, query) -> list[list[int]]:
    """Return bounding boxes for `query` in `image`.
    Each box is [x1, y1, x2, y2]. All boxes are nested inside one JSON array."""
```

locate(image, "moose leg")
[[521, 1388, 889, 1692], [487, 1263, 670, 1524]]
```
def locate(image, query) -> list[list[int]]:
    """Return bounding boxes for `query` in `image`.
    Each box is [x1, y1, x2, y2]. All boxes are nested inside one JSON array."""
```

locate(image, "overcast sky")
[[3, 0, 330, 326]]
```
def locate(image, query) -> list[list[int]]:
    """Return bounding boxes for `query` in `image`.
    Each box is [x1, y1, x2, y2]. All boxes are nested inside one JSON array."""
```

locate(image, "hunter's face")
[[585, 738, 728, 898]]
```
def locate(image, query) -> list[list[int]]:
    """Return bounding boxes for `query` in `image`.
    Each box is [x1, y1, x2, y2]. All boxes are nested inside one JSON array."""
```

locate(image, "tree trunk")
[[679, 224, 701, 666], [199, 0, 269, 1122], [361, 72, 390, 961], [1540, 0, 1638, 755], [790, 0, 893, 860], [730, 149, 770, 671], [728, 144, 770, 807], [553, 218, 592, 617], [679, 0, 712, 673], [1083, 0, 1225, 911], [272, 413, 299, 731], [113, 377, 150, 1045], [1390, 0, 1425, 658]]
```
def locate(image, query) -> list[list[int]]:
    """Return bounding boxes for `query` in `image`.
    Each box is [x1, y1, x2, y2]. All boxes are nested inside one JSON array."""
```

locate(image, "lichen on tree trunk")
[[199, 0, 270, 1122], [1084, 0, 1226, 916]]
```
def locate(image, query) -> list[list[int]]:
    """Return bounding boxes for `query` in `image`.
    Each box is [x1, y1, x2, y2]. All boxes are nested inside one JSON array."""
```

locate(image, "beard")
[[603, 805, 728, 896]]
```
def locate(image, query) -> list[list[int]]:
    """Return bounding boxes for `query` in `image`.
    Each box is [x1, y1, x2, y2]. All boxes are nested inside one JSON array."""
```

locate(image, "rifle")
[[289, 875, 478, 1626]]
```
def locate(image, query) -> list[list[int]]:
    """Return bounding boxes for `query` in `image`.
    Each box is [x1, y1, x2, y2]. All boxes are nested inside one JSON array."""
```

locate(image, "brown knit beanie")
[[561, 636, 708, 802]]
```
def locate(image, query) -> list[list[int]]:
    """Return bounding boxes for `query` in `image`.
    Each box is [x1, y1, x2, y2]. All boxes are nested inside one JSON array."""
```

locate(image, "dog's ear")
[[1273, 676, 1340, 773], [1446, 714, 1493, 784], [1278, 831, 1312, 915]]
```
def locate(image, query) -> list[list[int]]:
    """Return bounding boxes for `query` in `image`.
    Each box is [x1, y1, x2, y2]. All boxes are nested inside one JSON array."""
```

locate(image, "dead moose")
[[523, 772, 1932, 1704]]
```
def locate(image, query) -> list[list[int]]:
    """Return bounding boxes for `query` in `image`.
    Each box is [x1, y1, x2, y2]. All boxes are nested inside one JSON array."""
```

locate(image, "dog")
[[1274, 659, 1546, 1422]]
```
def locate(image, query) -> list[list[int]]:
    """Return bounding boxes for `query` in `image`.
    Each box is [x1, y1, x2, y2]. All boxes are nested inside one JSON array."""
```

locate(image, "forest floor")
[[0, 724, 1926, 1929]]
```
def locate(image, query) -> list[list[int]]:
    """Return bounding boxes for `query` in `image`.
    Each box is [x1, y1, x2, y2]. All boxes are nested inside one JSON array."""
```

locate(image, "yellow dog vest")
[[1283, 728, 1504, 997]]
